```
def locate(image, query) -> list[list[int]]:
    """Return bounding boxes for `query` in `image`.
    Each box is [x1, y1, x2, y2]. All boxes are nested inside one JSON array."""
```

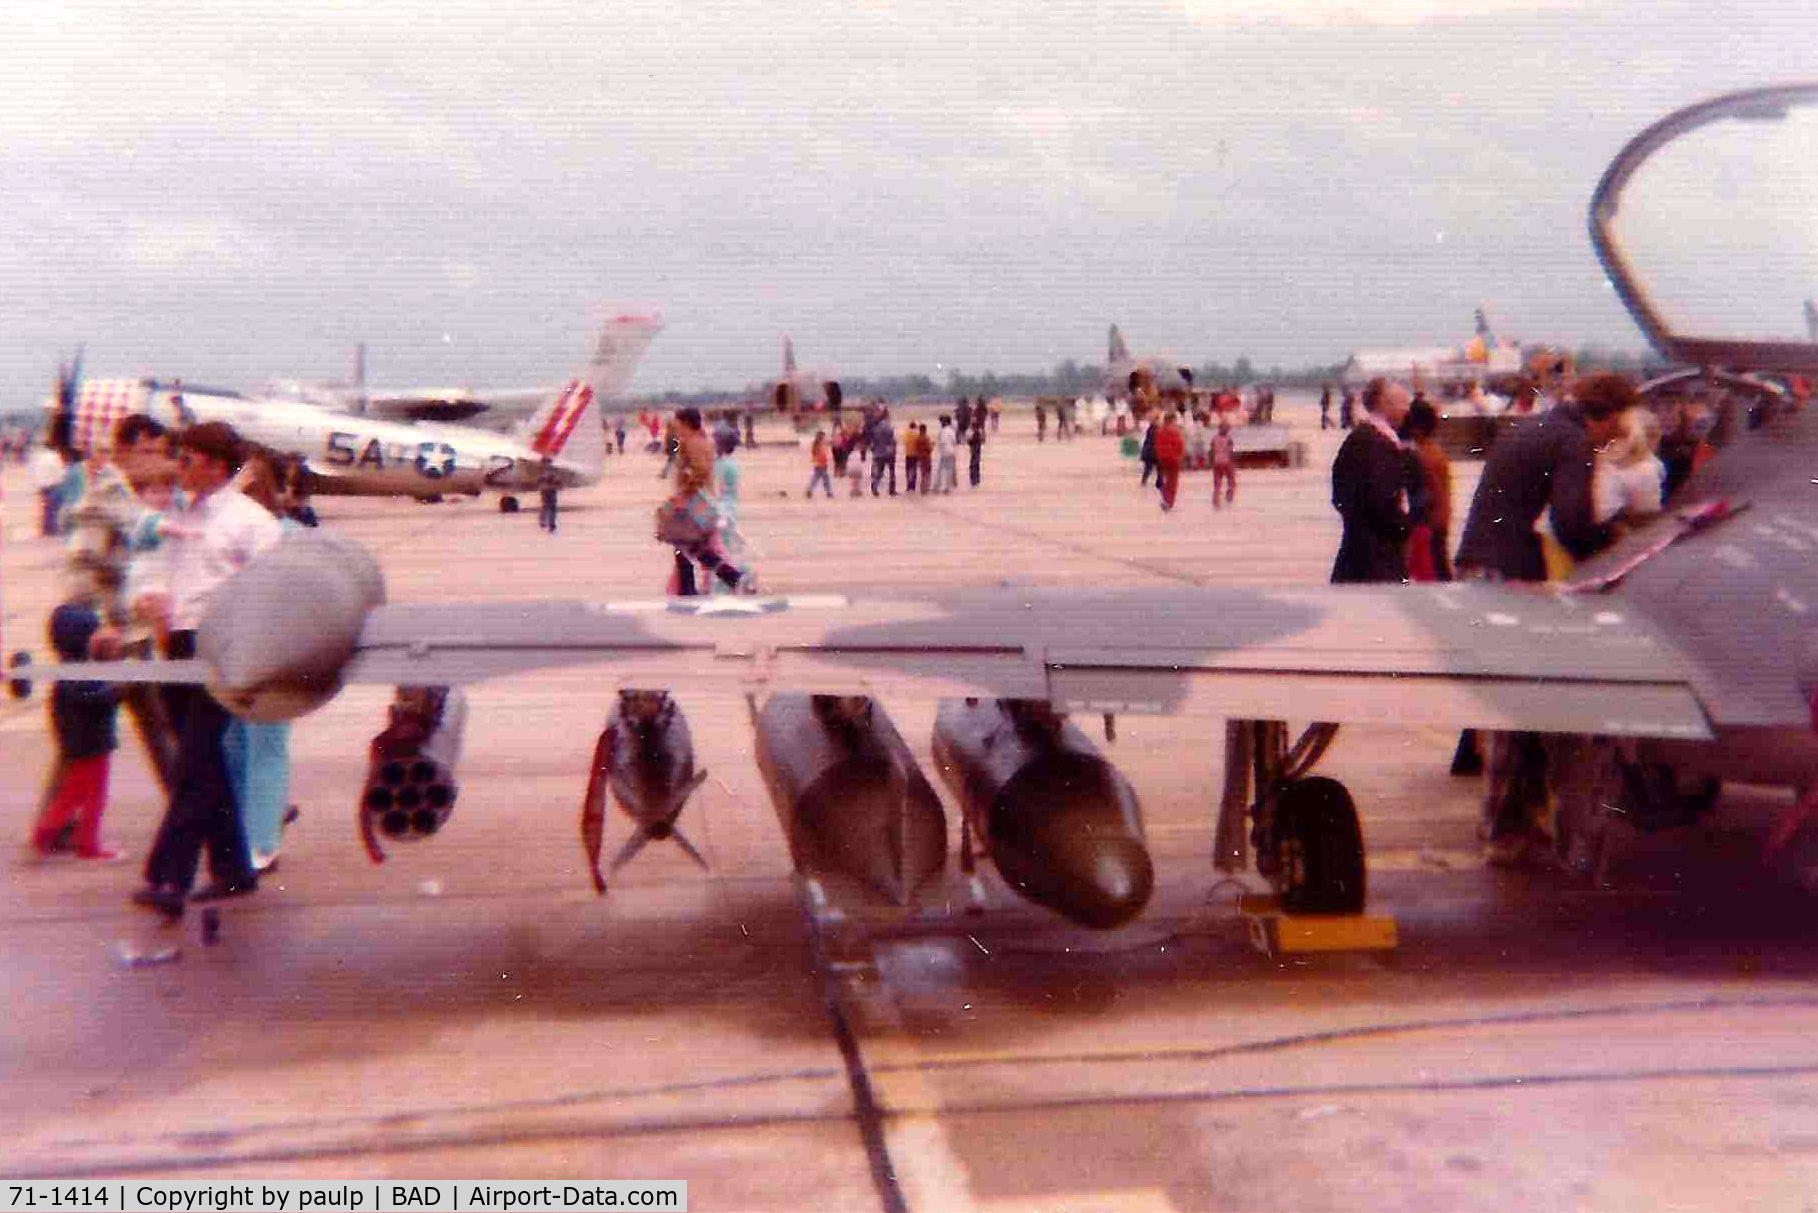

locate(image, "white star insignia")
[[668, 597, 782, 616]]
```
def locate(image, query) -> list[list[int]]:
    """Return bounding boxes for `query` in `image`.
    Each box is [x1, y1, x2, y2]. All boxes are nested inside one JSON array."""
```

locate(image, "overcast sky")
[[3, 0, 1814, 405]]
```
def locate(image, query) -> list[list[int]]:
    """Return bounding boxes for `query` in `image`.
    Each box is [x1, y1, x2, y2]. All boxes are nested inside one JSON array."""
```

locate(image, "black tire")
[[499, 495, 520, 514], [1270, 776, 1366, 914]]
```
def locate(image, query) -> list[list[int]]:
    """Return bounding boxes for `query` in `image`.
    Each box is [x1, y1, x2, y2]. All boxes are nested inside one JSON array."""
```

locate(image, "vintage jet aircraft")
[[261, 311, 664, 431], [1103, 324, 1196, 407], [764, 336, 843, 422], [55, 315, 630, 512], [21, 85, 1818, 946]]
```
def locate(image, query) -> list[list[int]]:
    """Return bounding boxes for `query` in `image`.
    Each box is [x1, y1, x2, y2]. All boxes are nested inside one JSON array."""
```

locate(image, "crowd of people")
[[25, 415, 311, 926], [802, 399, 992, 501]]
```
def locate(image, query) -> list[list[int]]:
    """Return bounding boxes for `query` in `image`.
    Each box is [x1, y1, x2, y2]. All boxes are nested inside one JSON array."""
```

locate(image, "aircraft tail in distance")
[[1108, 324, 1130, 365], [782, 335, 798, 375], [519, 311, 663, 469], [587, 310, 664, 401]]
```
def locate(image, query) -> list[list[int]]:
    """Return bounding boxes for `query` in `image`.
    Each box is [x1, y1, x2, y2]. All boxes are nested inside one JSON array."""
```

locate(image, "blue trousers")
[[224, 719, 292, 858]]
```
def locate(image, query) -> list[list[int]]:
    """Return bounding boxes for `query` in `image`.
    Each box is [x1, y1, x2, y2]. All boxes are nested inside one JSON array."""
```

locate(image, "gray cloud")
[[3, 0, 1814, 405]]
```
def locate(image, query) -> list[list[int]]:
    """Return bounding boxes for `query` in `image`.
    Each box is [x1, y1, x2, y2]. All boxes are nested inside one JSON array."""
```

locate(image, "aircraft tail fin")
[[1806, 298, 1817, 343], [586, 310, 664, 401], [782, 335, 798, 375], [523, 377, 603, 469], [1108, 324, 1130, 365], [522, 311, 663, 469], [352, 343, 368, 414]]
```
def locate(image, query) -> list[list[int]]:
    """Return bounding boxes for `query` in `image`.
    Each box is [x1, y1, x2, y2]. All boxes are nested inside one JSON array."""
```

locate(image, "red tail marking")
[[532, 382, 593, 456]]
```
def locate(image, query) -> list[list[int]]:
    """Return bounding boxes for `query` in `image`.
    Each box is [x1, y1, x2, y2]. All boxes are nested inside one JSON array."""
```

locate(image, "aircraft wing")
[[361, 388, 550, 428], [338, 583, 1714, 740]]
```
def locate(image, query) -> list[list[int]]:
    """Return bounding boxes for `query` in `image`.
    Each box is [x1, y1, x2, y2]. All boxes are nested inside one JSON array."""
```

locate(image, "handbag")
[[654, 493, 719, 547]]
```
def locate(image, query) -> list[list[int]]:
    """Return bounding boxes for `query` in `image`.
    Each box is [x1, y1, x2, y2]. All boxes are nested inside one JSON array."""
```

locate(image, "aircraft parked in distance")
[[1103, 324, 1196, 403], [1340, 306, 1523, 390], [56, 315, 629, 512], [765, 336, 843, 421], [262, 311, 663, 431]]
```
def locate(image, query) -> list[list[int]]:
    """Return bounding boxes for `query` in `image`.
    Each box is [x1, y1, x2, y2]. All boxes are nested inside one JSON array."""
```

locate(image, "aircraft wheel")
[[1268, 776, 1366, 914], [7, 651, 31, 700], [498, 495, 520, 514]]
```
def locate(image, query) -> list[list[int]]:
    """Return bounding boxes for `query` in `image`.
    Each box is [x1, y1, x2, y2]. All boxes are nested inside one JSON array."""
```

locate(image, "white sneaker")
[[738, 572, 761, 596]]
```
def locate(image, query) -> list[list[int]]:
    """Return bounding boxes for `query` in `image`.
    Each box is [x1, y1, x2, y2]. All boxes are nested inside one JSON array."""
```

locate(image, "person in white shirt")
[[132, 422, 284, 918], [30, 443, 68, 537], [1593, 407, 1666, 528], [933, 417, 959, 493]]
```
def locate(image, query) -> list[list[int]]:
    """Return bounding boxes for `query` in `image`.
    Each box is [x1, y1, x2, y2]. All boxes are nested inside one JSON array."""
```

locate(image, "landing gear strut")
[[1215, 720, 1364, 912]]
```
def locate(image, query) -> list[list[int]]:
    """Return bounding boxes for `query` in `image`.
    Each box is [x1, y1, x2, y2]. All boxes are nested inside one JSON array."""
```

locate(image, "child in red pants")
[[30, 603, 121, 861]]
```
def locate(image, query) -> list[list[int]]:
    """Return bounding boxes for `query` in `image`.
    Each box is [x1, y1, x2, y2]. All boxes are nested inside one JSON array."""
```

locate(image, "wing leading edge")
[[340, 584, 1714, 740]]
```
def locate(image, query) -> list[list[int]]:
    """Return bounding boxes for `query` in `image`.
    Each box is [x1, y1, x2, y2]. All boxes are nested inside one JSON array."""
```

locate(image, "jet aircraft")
[[21, 85, 1818, 947], [55, 315, 631, 512], [1103, 324, 1195, 407], [765, 336, 843, 422]]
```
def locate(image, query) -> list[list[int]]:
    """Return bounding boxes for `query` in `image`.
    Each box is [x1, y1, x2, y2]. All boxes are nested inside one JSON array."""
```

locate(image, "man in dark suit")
[[1455, 369, 1628, 581], [1451, 370, 1631, 855], [1330, 378, 1414, 584]]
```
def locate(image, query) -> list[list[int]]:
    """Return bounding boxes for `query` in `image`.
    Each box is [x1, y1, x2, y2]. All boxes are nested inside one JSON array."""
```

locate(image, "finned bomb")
[[753, 694, 947, 910], [580, 689, 711, 893], [933, 698, 1154, 929]]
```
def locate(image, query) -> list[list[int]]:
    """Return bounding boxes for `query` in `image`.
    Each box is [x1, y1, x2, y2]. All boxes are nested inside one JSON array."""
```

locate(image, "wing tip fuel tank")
[[199, 530, 386, 722]]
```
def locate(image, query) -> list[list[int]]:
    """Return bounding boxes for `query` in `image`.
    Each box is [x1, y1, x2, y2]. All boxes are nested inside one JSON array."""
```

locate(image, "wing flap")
[[1047, 667, 1711, 738]]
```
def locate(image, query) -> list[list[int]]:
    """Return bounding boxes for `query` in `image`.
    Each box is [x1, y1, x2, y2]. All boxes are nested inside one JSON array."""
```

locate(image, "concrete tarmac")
[[6, 402, 1818, 1211]]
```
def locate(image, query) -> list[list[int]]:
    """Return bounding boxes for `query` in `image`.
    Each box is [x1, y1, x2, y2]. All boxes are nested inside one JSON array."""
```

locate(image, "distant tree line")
[[646, 355, 1353, 406]]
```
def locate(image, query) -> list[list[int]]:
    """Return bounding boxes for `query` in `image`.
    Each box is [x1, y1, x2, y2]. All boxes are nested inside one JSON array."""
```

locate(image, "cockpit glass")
[[1619, 104, 1818, 343]]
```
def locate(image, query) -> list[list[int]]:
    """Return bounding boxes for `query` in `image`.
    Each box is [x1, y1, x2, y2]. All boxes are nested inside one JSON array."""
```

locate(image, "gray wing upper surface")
[[344, 583, 1714, 739]]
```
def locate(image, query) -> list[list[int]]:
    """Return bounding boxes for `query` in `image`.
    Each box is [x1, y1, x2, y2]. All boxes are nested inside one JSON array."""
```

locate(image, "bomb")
[[933, 698, 1153, 929], [580, 689, 710, 892], [752, 694, 947, 910]]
